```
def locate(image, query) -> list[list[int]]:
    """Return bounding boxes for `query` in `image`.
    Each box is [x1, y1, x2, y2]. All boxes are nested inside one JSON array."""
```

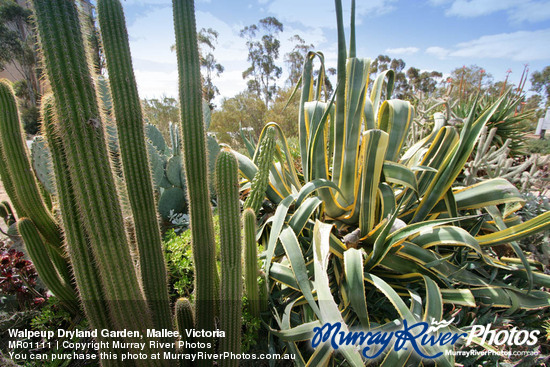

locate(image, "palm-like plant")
[[234, 1, 550, 365]]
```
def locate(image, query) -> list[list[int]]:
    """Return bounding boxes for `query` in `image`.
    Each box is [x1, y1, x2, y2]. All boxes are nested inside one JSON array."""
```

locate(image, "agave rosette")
[[232, 1, 550, 365]]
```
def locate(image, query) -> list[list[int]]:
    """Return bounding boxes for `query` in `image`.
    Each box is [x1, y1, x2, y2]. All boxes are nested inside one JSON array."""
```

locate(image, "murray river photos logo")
[[310, 319, 540, 360]]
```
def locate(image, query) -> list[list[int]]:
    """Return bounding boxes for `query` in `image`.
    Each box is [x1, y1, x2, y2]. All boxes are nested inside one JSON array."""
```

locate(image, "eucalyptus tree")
[[240, 16, 283, 108]]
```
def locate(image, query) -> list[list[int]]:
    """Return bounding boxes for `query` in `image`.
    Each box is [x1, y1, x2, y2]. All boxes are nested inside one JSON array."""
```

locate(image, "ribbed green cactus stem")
[[0, 80, 61, 248], [97, 0, 172, 332], [0, 201, 15, 226], [175, 298, 194, 367], [243, 208, 260, 319], [216, 149, 242, 367], [32, 2, 162, 363], [244, 126, 276, 214], [175, 298, 194, 345], [17, 218, 79, 313], [0, 203, 8, 220], [41, 96, 125, 367], [173, 0, 218, 351], [0, 80, 72, 291], [0, 144, 25, 219]]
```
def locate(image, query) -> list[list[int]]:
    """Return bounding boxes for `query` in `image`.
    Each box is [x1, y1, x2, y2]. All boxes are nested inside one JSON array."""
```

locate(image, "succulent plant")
[[243, 208, 260, 318], [173, 0, 219, 358], [0, 2, 243, 366], [216, 150, 242, 367], [464, 124, 550, 192], [232, 1, 550, 366], [146, 120, 220, 220]]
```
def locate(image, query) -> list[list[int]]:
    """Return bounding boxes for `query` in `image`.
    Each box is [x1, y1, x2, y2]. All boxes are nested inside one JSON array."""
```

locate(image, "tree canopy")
[[240, 16, 283, 108]]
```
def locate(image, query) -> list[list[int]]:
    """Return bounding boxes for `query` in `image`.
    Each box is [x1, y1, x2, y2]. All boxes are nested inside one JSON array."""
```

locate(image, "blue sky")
[[102, 0, 550, 103]]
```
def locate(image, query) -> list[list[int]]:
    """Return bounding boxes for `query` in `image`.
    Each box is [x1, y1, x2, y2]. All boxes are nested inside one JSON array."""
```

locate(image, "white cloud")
[[385, 47, 419, 55], [214, 70, 248, 102], [122, 2, 331, 100], [430, 0, 550, 23], [426, 46, 450, 59], [509, 1, 550, 23], [446, 0, 518, 17], [267, 0, 397, 29], [125, 6, 252, 99], [452, 29, 550, 60], [127, 7, 176, 65], [119, 0, 171, 5], [427, 0, 452, 5], [426, 29, 550, 61]]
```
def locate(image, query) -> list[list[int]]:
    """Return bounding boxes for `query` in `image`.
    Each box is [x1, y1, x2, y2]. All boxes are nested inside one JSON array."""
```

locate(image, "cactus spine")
[[216, 150, 242, 367], [173, 0, 218, 350], [243, 208, 260, 318], [244, 126, 276, 214], [175, 298, 194, 367], [40, 96, 125, 366], [242, 126, 275, 320], [31, 2, 165, 363], [0, 80, 75, 303], [97, 0, 172, 332], [16, 218, 79, 313], [175, 298, 195, 343], [0, 124, 25, 219], [0, 81, 61, 247]]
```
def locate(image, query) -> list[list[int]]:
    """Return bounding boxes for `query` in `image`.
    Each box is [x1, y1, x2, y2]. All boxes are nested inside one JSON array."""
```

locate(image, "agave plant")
[[451, 92, 532, 157], [233, 1, 550, 365]]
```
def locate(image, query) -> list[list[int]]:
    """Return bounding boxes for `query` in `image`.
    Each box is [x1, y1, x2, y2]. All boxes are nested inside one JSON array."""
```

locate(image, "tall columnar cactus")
[[173, 0, 219, 347], [244, 126, 277, 214], [31, 2, 165, 363], [40, 96, 122, 366], [0, 120, 25, 219], [0, 80, 74, 302], [216, 150, 242, 367], [16, 218, 79, 313], [0, 80, 61, 248], [175, 298, 194, 367], [243, 208, 260, 318], [97, 0, 172, 332]]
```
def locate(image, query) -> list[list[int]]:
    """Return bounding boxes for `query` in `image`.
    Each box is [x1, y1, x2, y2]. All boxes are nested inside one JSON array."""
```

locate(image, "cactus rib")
[[175, 298, 194, 367], [97, 0, 172, 332], [243, 208, 260, 318], [173, 0, 218, 350], [0, 80, 74, 297], [244, 126, 276, 214], [0, 80, 61, 247], [40, 97, 126, 366], [17, 218, 79, 313], [31, 2, 163, 363], [216, 150, 242, 367]]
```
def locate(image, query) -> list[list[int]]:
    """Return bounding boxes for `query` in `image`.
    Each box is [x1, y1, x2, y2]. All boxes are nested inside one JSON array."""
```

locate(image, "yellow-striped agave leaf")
[[313, 221, 365, 366], [377, 100, 414, 162], [333, 58, 371, 210], [412, 93, 508, 223], [477, 210, 550, 246], [359, 129, 389, 235], [344, 248, 370, 328]]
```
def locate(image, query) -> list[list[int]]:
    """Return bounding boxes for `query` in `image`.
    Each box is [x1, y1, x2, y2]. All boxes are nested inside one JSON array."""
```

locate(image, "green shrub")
[[164, 229, 195, 300], [525, 138, 550, 154], [164, 215, 221, 300], [21, 105, 40, 136]]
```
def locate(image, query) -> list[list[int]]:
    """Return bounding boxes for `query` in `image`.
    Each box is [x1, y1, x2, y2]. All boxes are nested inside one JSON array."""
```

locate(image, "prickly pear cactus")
[[145, 121, 220, 220], [146, 123, 187, 219], [31, 136, 55, 195], [146, 123, 169, 155]]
